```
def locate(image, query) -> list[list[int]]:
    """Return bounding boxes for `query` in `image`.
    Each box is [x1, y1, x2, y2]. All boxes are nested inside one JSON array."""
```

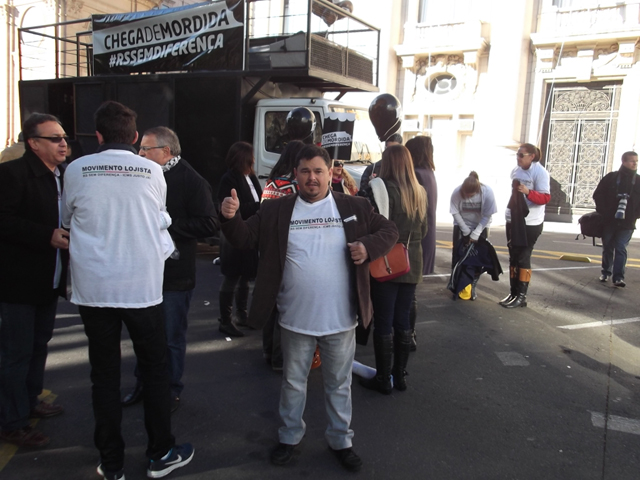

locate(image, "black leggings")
[[506, 223, 543, 269]]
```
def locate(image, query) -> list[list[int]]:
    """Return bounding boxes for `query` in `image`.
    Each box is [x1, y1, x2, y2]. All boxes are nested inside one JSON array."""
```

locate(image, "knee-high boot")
[[470, 272, 481, 301], [392, 329, 413, 391], [409, 296, 417, 352], [499, 266, 518, 305], [218, 291, 244, 337], [359, 333, 393, 395], [235, 285, 251, 327], [503, 268, 530, 309]]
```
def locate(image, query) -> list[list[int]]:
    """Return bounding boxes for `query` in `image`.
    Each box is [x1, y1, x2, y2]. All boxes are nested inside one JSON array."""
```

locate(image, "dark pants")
[[79, 305, 174, 472], [506, 222, 544, 269], [133, 290, 193, 397], [0, 297, 58, 431], [601, 225, 633, 282], [219, 275, 251, 294], [370, 281, 417, 335]]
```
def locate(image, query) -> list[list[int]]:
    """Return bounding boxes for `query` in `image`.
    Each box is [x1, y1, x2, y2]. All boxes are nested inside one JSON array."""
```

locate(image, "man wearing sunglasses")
[[0, 113, 70, 448]]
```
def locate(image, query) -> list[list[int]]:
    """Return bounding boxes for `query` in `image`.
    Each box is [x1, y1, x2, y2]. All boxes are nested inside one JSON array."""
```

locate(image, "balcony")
[[533, 2, 640, 45], [395, 20, 488, 57]]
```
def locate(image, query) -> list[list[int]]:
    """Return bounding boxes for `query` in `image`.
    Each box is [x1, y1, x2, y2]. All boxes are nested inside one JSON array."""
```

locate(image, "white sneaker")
[[598, 275, 609, 282]]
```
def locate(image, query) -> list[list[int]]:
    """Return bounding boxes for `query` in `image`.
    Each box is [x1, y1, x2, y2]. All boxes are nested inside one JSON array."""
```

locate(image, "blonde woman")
[[360, 145, 428, 394], [331, 160, 359, 195]]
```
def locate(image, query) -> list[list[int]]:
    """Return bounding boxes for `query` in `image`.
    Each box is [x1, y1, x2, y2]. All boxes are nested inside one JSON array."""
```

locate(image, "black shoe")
[[122, 383, 143, 407], [218, 320, 244, 337], [613, 279, 626, 287], [330, 447, 362, 472], [271, 443, 297, 465], [171, 397, 180, 414], [359, 375, 392, 395]]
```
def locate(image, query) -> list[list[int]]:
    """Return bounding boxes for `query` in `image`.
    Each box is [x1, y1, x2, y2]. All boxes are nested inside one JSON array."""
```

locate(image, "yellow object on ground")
[[459, 284, 472, 300]]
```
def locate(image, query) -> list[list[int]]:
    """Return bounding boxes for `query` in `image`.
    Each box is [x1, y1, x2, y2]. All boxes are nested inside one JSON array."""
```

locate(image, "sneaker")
[[270, 443, 297, 465], [97, 464, 125, 480], [613, 280, 626, 287], [599, 275, 609, 282], [0, 425, 50, 448], [330, 447, 363, 472], [147, 443, 194, 478]]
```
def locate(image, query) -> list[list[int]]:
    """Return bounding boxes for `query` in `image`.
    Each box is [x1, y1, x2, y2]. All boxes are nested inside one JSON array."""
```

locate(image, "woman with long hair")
[[331, 160, 359, 195], [404, 135, 437, 351], [405, 136, 437, 275], [217, 141, 263, 336], [500, 143, 550, 308], [450, 171, 497, 300], [360, 145, 427, 394]]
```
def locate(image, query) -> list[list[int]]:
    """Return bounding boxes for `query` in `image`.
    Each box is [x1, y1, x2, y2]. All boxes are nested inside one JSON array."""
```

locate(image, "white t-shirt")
[[505, 162, 550, 226], [277, 194, 357, 335], [450, 184, 497, 240], [61, 149, 173, 308]]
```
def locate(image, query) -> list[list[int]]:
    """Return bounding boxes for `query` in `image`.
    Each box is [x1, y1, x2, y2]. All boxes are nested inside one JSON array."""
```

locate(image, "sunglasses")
[[334, 161, 344, 167], [33, 136, 69, 144], [516, 153, 532, 158]]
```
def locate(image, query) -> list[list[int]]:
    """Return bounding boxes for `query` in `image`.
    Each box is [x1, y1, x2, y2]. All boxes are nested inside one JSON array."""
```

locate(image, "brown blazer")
[[220, 191, 398, 330]]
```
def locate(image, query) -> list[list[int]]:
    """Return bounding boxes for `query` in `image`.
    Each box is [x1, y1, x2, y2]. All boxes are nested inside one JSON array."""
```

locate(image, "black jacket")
[[0, 150, 68, 303], [217, 169, 262, 277], [593, 166, 640, 230], [164, 159, 219, 291], [507, 179, 529, 247]]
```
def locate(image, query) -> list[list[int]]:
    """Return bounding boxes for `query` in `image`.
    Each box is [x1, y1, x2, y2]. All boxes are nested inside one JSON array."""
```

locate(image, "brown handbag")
[[369, 241, 410, 282]]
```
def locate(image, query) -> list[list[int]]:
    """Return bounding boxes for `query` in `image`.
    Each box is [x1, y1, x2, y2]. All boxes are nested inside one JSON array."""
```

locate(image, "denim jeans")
[[0, 298, 58, 431], [279, 327, 355, 450], [79, 305, 174, 472], [134, 290, 193, 397], [601, 226, 634, 281], [370, 280, 417, 335]]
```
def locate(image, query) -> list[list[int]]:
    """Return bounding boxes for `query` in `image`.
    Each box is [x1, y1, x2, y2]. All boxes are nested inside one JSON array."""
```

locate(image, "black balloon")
[[369, 93, 402, 142], [286, 107, 316, 142]]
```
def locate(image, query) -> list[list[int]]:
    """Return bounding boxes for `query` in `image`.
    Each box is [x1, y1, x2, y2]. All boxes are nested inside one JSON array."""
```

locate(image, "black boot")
[[360, 333, 393, 395], [409, 296, 417, 352], [503, 269, 530, 309], [499, 267, 518, 305], [235, 285, 251, 328], [392, 330, 412, 391], [218, 291, 244, 337]]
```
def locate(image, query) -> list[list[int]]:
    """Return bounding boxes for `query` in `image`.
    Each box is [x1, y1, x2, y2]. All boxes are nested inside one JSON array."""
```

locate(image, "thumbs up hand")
[[221, 188, 240, 219]]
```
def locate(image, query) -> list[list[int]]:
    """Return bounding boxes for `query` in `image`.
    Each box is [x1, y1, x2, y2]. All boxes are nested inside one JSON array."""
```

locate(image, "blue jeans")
[[279, 327, 355, 450], [134, 290, 193, 397], [370, 281, 417, 335], [0, 298, 58, 431], [601, 226, 633, 282], [79, 305, 174, 472]]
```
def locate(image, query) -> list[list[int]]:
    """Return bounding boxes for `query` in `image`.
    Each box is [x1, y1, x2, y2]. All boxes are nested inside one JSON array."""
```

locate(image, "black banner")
[[322, 112, 355, 160], [92, 0, 244, 75]]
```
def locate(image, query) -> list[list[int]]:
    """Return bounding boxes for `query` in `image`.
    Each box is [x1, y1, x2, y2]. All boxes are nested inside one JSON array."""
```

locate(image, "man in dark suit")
[[220, 145, 397, 472], [0, 113, 69, 447], [122, 126, 219, 412]]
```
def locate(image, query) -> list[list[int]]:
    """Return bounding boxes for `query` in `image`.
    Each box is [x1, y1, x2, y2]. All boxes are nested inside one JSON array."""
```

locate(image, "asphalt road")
[[2, 223, 640, 480]]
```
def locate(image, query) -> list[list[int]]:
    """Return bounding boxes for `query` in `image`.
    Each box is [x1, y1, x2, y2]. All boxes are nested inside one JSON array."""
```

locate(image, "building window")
[[418, 0, 472, 24], [427, 74, 457, 95]]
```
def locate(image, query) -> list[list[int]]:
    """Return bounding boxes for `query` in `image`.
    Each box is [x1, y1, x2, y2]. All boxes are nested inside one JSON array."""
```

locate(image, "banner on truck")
[[322, 112, 355, 160], [92, 0, 244, 75]]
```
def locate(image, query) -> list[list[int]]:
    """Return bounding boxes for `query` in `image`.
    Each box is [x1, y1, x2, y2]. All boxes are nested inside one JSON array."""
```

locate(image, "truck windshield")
[[330, 106, 382, 164]]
